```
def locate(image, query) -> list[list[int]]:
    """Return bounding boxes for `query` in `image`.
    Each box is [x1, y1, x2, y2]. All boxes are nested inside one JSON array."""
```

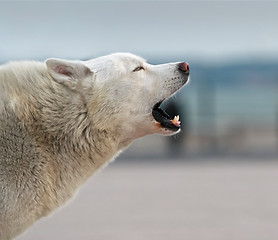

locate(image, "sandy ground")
[[17, 158, 278, 240]]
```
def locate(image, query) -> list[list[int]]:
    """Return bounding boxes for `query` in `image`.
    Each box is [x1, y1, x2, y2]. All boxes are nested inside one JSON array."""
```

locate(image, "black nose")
[[179, 62, 190, 75]]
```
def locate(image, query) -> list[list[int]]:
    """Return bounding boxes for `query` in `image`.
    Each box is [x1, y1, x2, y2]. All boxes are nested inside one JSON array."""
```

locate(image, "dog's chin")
[[163, 128, 181, 136]]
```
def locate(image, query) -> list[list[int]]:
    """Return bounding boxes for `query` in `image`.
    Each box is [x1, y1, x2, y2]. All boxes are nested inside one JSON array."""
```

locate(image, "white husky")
[[0, 53, 189, 239]]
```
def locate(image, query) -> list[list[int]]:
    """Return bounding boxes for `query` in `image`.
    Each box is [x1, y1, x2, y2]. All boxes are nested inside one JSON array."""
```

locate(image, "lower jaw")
[[153, 121, 181, 135], [151, 101, 181, 132]]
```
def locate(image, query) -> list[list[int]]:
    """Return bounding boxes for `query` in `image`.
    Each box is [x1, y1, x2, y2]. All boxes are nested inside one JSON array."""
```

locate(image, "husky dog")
[[0, 53, 189, 239]]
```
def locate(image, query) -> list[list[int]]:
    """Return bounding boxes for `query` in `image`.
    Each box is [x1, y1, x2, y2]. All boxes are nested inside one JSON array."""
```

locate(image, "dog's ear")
[[46, 58, 95, 89]]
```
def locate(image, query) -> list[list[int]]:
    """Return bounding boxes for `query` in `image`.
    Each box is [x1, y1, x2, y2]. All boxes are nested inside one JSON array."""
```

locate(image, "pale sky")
[[0, 1, 278, 62]]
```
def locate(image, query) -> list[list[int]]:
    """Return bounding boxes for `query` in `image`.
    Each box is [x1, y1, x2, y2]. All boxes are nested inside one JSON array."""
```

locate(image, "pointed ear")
[[45, 58, 94, 89]]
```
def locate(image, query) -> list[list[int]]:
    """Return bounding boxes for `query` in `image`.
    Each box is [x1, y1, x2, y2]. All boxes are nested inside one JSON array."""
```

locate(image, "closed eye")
[[133, 66, 145, 72]]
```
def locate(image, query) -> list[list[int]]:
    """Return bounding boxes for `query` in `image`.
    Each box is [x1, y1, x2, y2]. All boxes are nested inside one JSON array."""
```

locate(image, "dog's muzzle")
[[151, 62, 190, 132]]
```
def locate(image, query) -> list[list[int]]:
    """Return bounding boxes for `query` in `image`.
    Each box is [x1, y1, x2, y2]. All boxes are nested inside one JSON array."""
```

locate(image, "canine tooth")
[[171, 115, 181, 126]]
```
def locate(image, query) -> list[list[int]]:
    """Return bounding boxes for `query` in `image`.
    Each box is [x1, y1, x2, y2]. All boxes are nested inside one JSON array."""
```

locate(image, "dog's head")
[[46, 53, 189, 143]]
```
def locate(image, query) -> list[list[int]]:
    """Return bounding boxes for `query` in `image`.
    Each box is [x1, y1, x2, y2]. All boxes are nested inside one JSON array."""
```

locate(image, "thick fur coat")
[[0, 53, 189, 239]]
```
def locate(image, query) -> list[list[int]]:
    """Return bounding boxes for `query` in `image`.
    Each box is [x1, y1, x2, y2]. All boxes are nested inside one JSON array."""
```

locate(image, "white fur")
[[0, 53, 189, 239]]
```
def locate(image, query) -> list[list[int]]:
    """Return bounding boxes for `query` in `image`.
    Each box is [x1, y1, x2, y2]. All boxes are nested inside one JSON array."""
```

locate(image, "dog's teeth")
[[171, 115, 181, 126]]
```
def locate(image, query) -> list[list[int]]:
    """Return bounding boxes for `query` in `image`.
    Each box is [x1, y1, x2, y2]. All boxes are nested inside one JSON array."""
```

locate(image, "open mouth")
[[152, 100, 181, 132]]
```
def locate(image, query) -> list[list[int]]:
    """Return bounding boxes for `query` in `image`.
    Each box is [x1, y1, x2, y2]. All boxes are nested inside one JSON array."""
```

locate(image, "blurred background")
[[1, 1, 278, 240]]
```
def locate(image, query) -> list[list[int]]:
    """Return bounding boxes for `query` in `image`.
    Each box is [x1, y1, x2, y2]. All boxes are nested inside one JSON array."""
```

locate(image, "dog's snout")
[[178, 62, 189, 74]]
